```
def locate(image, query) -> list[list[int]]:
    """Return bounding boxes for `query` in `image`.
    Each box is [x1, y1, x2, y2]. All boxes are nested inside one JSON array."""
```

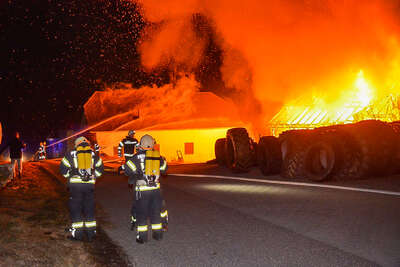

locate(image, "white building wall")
[[95, 127, 230, 163]]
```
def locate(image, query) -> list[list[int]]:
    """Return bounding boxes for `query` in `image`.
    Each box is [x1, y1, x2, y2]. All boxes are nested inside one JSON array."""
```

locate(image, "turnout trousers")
[[68, 183, 96, 240], [136, 188, 163, 241], [131, 187, 168, 231]]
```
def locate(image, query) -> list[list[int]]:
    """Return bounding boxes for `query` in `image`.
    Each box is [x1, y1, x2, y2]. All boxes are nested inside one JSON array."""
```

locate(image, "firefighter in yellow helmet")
[[59, 136, 104, 241], [124, 134, 168, 244]]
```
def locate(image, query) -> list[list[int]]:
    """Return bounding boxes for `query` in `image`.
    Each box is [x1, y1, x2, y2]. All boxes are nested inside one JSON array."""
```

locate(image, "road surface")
[[94, 163, 400, 267]]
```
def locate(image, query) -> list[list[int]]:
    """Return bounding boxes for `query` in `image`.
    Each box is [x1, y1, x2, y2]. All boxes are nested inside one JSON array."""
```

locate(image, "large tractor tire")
[[304, 141, 335, 181], [214, 138, 227, 166], [280, 130, 313, 179], [333, 132, 363, 179], [225, 128, 253, 173], [303, 134, 338, 182], [303, 127, 351, 182], [257, 136, 282, 175], [336, 120, 398, 178]]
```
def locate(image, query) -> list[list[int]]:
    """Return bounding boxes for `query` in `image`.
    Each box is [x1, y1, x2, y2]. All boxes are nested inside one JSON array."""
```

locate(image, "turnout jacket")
[[118, 136, 138, 157], [59, 143, 104, 184], [124, 149, 167, 189]]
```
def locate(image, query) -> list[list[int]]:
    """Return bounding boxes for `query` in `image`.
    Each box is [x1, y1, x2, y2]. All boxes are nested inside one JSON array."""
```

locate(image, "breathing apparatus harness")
[[71, 142, 95, 183], [135, 148, 161, 200]]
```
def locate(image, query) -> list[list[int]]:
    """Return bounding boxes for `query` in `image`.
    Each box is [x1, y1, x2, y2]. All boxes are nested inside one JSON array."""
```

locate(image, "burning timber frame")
[[269, 94, 400, 136]]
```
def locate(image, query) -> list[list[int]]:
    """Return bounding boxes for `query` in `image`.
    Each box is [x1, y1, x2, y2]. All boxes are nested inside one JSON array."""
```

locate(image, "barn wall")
[[95, 128, 230, 163]]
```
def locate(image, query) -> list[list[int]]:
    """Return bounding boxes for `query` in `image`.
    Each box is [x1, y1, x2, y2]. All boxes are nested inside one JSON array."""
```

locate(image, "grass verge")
[[0, 161, 132, 267]]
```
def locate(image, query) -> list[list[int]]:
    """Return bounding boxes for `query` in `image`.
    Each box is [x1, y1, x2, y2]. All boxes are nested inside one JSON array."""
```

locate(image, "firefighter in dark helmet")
[[118, 130, 138, 175], [124, 134, 167, 244], [59, 136, 104, 241]]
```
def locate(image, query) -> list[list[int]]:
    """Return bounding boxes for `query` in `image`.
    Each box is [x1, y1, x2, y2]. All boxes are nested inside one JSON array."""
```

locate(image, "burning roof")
[[84, 76, 244, 131], [269, 71, 400, 136]]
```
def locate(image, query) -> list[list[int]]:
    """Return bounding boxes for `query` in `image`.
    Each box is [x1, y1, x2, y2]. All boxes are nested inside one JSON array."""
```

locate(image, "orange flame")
[[269, 70, 400, 136]]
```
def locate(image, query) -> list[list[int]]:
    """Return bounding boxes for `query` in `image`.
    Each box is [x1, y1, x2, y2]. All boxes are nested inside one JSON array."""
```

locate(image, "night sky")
[[0, 0, 156, 146], [0, 0, 226, 149]]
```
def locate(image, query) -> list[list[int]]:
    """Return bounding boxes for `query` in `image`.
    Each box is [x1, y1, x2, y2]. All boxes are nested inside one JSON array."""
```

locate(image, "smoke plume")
[[135, 0, 400, 133]]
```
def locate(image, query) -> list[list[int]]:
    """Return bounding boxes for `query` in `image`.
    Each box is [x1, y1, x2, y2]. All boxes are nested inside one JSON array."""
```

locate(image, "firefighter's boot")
[[136, 237, 145, 244], [67, 227, 84, 241], [136, 225, 148, 244]]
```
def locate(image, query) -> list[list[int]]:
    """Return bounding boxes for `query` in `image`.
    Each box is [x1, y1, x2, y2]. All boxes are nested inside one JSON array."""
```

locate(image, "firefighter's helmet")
[[128, 130, 135, 137], [74, 136, 90, 147], [139, 134, 155, 150]]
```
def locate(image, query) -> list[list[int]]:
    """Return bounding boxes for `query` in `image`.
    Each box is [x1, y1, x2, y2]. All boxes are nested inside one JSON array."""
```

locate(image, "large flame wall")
[[95, 128, 231, 163]]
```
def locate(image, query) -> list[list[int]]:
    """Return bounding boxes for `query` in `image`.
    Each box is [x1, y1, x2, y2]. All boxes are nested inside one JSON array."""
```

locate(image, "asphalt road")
[[95, 164, 400, 267]]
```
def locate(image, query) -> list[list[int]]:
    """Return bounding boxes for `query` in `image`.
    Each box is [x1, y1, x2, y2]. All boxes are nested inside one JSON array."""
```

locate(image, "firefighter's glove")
[[128, 184, 134, 190]]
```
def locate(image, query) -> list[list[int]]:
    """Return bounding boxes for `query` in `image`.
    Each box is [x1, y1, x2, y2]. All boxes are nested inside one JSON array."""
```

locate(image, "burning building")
[[84, 77, 246, 163], [269, 71, 400, 136], [85, 1, 400, 168]]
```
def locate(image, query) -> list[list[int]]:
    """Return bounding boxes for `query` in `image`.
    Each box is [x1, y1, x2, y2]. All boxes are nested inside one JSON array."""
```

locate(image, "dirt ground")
[[0, 162, 131, 267]]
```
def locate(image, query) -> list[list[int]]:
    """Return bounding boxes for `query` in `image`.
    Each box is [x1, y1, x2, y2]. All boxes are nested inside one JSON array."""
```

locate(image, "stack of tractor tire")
[[301, 120, 400, 181], [281, 120, 400, 181], [257, 136, 282, 176], [214, 128, 257, 173], [279, 129, 314, 179], [215, 120, 400, 182]]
